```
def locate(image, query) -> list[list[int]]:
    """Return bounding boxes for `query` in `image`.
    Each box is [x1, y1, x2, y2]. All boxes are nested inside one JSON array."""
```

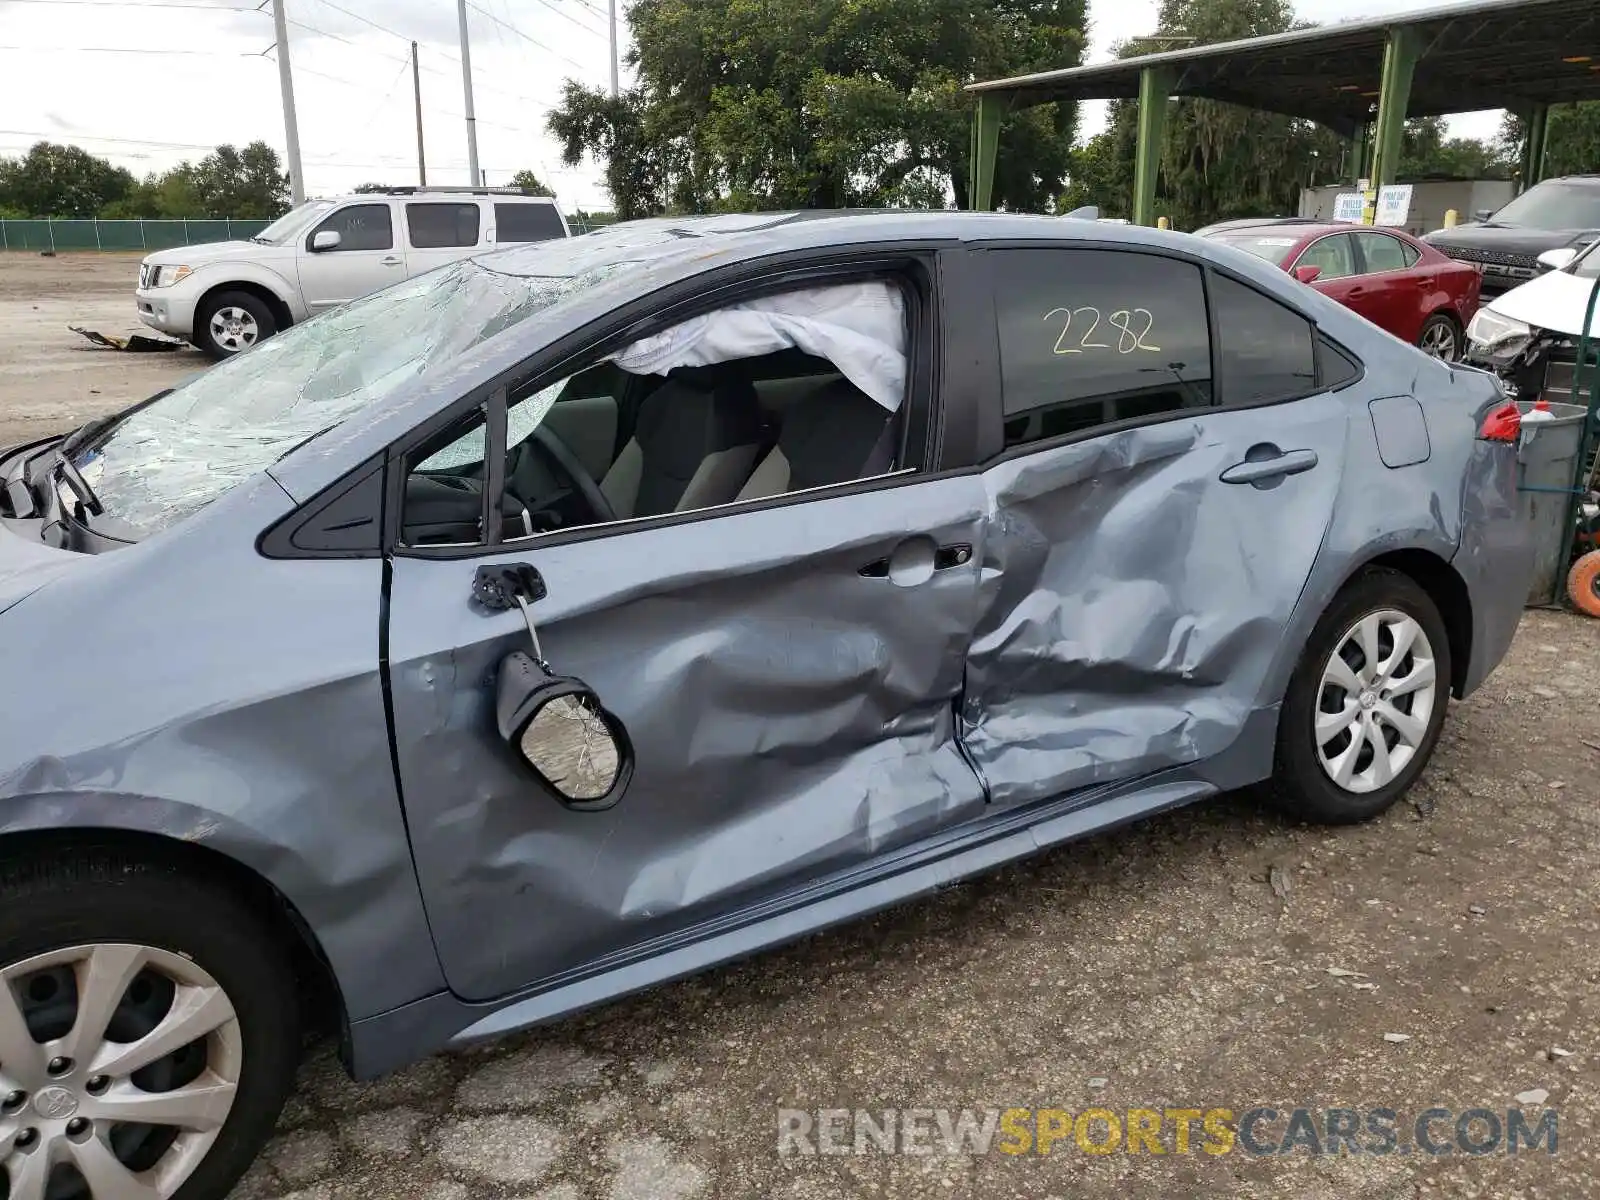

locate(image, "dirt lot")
[[0, 252, 209, 447], [1, 253, 1597, 1200]]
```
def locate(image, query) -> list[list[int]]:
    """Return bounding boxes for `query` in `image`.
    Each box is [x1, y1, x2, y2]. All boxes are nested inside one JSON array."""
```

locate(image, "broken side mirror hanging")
[[475, 563, 634, 812]]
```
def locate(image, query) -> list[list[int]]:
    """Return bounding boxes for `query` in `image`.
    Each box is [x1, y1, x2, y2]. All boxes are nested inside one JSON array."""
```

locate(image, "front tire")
[[0, 851, 300, 1200], [1273, 569, 1452, 824], [195, 291, 277, 361]]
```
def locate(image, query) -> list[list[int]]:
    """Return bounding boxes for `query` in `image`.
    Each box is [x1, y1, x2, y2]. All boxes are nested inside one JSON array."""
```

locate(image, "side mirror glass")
[[494, 651, 632, 811], [311, 229, 342, 252], [1473, 208, 1493, 222], [1293, 264, 1323, 284], [1536, 246, 1578, 273]]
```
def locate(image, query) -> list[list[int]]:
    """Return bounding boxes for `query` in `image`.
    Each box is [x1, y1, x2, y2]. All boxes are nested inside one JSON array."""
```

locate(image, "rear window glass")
[[991, 248, 1214, 448], [1210, 275, 1318, 405], [407, 202, 480, 249], [495, 203, 566, 243], [1355, 232, 1410, 273]]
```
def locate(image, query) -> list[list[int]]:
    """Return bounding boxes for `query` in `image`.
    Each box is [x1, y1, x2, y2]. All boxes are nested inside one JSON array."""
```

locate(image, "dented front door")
[[386, 478, 989, 1002]]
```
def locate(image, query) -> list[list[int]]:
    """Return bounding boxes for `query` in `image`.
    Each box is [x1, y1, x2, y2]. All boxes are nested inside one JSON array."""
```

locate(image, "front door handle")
[[381, 256, 403, 266], [1220, 447, 1319, 486]]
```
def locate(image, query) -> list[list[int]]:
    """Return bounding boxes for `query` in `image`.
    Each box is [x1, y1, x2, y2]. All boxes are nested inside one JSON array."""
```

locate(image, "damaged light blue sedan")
[[0, 211, 1532, 1199]]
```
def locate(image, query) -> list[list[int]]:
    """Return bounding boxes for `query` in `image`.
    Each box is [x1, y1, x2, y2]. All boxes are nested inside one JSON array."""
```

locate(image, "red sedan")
[[1200, 221, 1482, 360]]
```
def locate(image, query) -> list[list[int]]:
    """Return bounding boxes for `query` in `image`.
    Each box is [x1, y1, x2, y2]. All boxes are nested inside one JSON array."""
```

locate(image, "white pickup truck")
[[135, 187, 571, 359]]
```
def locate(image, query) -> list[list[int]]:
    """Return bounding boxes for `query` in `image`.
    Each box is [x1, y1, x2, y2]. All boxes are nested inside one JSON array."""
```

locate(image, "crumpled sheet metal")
[[0, 476, 443, 1022], [386, 473, 991, 1002], [963, 397, 1351, 810]]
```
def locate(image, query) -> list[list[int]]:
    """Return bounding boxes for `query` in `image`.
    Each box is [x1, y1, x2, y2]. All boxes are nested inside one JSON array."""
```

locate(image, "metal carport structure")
[[965, 0, 1600, 224]]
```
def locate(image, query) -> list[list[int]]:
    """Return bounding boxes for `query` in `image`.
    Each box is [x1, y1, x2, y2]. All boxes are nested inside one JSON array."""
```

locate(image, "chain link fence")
[[0, 219, 271, 252]]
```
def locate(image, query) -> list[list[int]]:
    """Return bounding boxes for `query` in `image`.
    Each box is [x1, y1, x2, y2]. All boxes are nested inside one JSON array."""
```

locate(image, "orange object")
[[1568, 550, 1600, 618], [1478, 401, 1521, 442]]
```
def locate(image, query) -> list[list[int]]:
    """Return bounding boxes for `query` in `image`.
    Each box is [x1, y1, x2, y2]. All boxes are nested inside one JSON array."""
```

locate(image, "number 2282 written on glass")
[[1045, 306, 1161, 355]]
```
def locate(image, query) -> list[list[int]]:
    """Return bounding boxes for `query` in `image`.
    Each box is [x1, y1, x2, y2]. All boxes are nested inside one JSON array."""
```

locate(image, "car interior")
[[401, 346, 904, 547]]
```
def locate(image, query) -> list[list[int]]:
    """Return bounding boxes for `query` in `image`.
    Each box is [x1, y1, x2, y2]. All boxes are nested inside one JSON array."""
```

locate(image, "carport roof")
[[966, 0, 1600, 136]]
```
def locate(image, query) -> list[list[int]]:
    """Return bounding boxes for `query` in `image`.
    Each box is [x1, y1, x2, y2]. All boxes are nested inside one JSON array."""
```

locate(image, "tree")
[[1059, 0, 1355, 230], [548, 0, 1088, 217], [508, 169, 554, 196], [183, 143, 290, 218], [1499, 102, 1600, 181], [1399, 117, 1509, 179], [0, 141, 135, 218]]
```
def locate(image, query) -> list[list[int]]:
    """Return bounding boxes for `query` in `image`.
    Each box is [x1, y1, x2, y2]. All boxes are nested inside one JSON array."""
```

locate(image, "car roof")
[[336, 190, 561, 204], [1205, 219, 1428, 244]]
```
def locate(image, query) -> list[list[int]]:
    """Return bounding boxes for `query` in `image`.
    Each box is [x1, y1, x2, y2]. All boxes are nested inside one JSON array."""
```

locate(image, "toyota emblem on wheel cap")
[[33, 1085, 79, 1120]]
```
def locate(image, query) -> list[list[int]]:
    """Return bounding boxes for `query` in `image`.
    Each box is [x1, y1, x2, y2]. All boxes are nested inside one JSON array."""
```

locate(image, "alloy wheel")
[[207, 307, 259, 354], [0, 944, 241, 1200], [1313, 609, 1438, 794], [1419, 320, 1458, 360]]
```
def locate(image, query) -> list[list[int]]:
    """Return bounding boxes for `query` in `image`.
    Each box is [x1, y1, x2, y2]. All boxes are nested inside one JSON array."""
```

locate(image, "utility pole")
[[608, 0, 619, 97], [411, 41, 427, 186], [456, 0, 480, 185], [270, 0, 304, 204]]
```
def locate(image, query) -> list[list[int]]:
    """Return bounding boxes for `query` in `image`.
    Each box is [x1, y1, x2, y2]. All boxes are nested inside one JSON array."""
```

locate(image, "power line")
[[0, 0, 255, 9], [298, 0, 576, 105], [469, 0, 602, 47], [0, 43, 251, 54]]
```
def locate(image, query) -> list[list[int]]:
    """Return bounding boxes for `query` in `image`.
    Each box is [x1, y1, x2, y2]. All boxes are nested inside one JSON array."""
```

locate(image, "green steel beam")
[[1133, 66, 1175, 227], [1368, 26, 1421, 203], [1520, 103, 1549, 190], [1352, 124, 1369, 184], [968, 93, 1002, 211]]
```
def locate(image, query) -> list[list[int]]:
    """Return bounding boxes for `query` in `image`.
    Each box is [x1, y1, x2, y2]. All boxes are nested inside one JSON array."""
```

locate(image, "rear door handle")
[[1220, 448, 1319, 486], [858, 542, 972, 578]]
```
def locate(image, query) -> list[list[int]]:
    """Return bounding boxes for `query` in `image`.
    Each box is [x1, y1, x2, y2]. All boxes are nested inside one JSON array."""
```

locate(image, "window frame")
[[380, 245, 959, 561], [1350, 230, 1417, 277], [491, 200, 570, 244], [1289, 232, 1358, 281], [304, 201, 395, 253], [969, 239, 1365, 466], [404, 200, 483, 250]]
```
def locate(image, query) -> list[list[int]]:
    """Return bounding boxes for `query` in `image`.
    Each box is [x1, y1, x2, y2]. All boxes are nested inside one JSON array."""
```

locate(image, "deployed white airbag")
[[610, 280, 907, 411]]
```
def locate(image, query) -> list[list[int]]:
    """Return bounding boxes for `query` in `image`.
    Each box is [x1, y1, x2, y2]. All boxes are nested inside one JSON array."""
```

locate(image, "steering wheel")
[[522, 425, 617, 525]]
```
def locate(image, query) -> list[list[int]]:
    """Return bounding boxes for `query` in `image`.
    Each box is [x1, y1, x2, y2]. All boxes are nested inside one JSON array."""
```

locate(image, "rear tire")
[[1272, 568, 1452, 825], [1416, 312, 1461, 361], [1568, 550, 1600, 618], [195, 291, 277, 361], [0, 850, 300, 1200]]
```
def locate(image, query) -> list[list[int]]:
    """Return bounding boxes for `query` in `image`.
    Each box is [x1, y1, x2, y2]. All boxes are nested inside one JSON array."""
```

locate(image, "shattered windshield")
[[79, 254, 635, 539]]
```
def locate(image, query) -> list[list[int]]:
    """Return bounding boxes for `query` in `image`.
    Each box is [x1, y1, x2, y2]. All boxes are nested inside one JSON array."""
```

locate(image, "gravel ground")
[[2, 252, 1597, 1200]]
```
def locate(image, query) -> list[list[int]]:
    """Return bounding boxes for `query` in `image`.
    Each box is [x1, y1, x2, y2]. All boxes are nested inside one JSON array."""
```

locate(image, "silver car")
[[0, 211, 1532, 1200]]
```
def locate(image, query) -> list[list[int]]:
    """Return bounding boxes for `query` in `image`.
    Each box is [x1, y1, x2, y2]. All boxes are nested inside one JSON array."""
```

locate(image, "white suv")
[[135, 187, 571, 359]]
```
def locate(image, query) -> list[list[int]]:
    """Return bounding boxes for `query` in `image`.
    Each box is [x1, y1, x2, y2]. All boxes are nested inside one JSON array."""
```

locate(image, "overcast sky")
[[0, 0, 1505, 214]]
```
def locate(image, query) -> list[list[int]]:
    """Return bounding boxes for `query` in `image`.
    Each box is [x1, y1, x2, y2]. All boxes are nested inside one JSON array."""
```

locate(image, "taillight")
[[1478, 401, 1521, 442]]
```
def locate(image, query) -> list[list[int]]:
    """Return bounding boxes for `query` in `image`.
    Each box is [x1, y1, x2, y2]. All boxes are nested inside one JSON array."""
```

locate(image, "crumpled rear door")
[[962, 396, 1349, 809]]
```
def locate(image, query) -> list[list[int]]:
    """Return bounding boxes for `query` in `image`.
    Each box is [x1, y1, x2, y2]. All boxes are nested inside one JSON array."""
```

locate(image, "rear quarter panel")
[[1241, 294, 1496, 708]]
